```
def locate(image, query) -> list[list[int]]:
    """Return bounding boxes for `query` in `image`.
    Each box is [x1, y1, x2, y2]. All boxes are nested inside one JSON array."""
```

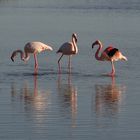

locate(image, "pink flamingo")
[[56, 33, 78, 73], [11, 41, 53, 74], [92, 40, 127, 76]]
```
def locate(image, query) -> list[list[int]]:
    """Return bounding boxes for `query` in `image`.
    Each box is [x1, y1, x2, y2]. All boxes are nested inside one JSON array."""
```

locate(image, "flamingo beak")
[[92, 40, 100, 48], [11, 57, 14, 62], [92, 42, 97, 48], [75, 37, 78, 43], [74, 35, 78, 43], [72, 33, 78, 43]]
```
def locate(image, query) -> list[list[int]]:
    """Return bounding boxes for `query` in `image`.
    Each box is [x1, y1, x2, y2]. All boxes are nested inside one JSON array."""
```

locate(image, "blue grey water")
[[0, 0, 140, 139]]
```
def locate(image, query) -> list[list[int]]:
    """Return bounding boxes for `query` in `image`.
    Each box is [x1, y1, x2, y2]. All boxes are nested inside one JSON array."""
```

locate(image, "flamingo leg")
[[68, 55, 72, 73], [34, 53, 38, 74], [58, 54, 63, 74], [109, 61, 115, 76]]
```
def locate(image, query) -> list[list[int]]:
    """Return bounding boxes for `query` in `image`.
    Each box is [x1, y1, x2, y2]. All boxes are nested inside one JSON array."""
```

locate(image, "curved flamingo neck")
[[72, 36, 78, 54], [95, 42, 103, 61], [24, 51, 30, 61], [17, 49, 30, 61], [11, 49, 30, 62], [16, 50, 25, 61]]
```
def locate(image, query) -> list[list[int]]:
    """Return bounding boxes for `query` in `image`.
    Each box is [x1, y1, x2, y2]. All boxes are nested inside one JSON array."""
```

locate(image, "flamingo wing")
[[103, 46, 118, 57], [33, 42, 53, 51], [107, 48, 119, 57], [99, 46, 118, 61], [57, 42, 74, 55], [25, 42, 53, 53], [103, 46, 126, 61]]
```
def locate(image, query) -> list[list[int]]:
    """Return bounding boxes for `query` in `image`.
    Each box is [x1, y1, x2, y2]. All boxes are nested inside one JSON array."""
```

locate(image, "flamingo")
[[56, 33, 78, 73], [11, 41, 53, 74], [92, 40, 127, 76]]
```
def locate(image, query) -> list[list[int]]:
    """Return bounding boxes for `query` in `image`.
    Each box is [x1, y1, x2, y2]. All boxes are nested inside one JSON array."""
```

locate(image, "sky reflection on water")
[[0, 0, 140, 139]]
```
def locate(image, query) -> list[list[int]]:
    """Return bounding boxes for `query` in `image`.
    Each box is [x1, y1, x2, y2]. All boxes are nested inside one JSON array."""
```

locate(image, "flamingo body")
[[57, 33, 78, 73], [92, 40, 127, 76], [11, 41, 53, 74], [24, 42, 53, 54], [104, 47, 118, 57], [57, 42, 77, 55]]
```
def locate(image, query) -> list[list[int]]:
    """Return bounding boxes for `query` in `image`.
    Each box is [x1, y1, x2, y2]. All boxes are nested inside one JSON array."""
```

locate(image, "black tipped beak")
[[75, 38, 78, 43], [92, 43, 96, 48], [92, 41, 98, 48], [11, 57, 14, 62]]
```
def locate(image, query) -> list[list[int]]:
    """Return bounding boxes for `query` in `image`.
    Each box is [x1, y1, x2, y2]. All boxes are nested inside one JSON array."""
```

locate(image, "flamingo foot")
[[58, 63, 61, 74], [34, 68, 38, 75], [68, 63, 72, 69], [102, 72, 115, 77], [68, 66, 72, 74], [58, 70, 61, 74], [107, 72, 115, 77]]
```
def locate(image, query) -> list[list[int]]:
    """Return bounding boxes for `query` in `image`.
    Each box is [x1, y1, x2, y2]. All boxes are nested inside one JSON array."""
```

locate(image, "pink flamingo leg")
[[109, 61, 115, 76], [58, 54, 63, 74], [34, 53, 38, 74], [68, 55, 72, 73]]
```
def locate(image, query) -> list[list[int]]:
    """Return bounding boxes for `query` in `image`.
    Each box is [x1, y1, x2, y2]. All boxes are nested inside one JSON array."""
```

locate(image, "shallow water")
[[0, 0, 140, 139]]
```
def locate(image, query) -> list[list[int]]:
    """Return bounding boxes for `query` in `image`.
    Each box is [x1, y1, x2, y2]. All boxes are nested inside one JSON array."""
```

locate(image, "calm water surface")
[[0, 0, 140, 139]]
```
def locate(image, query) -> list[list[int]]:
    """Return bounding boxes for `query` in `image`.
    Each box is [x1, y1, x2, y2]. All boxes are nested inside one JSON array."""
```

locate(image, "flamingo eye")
[[96, 40, 99, 44]]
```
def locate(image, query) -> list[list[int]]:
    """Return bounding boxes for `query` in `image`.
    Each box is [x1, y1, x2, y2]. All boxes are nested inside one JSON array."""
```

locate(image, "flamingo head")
[[10, 51, 17, 62], [72, 33, 78, 43], [10, 50, 25, 62], [92, 40, 101, 48]]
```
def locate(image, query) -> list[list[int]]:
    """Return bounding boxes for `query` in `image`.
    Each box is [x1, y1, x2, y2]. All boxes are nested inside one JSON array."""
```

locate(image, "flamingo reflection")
[[11, 76, 51, 123], [57, 73, 77, 127], [94, 77, 126, 117]]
